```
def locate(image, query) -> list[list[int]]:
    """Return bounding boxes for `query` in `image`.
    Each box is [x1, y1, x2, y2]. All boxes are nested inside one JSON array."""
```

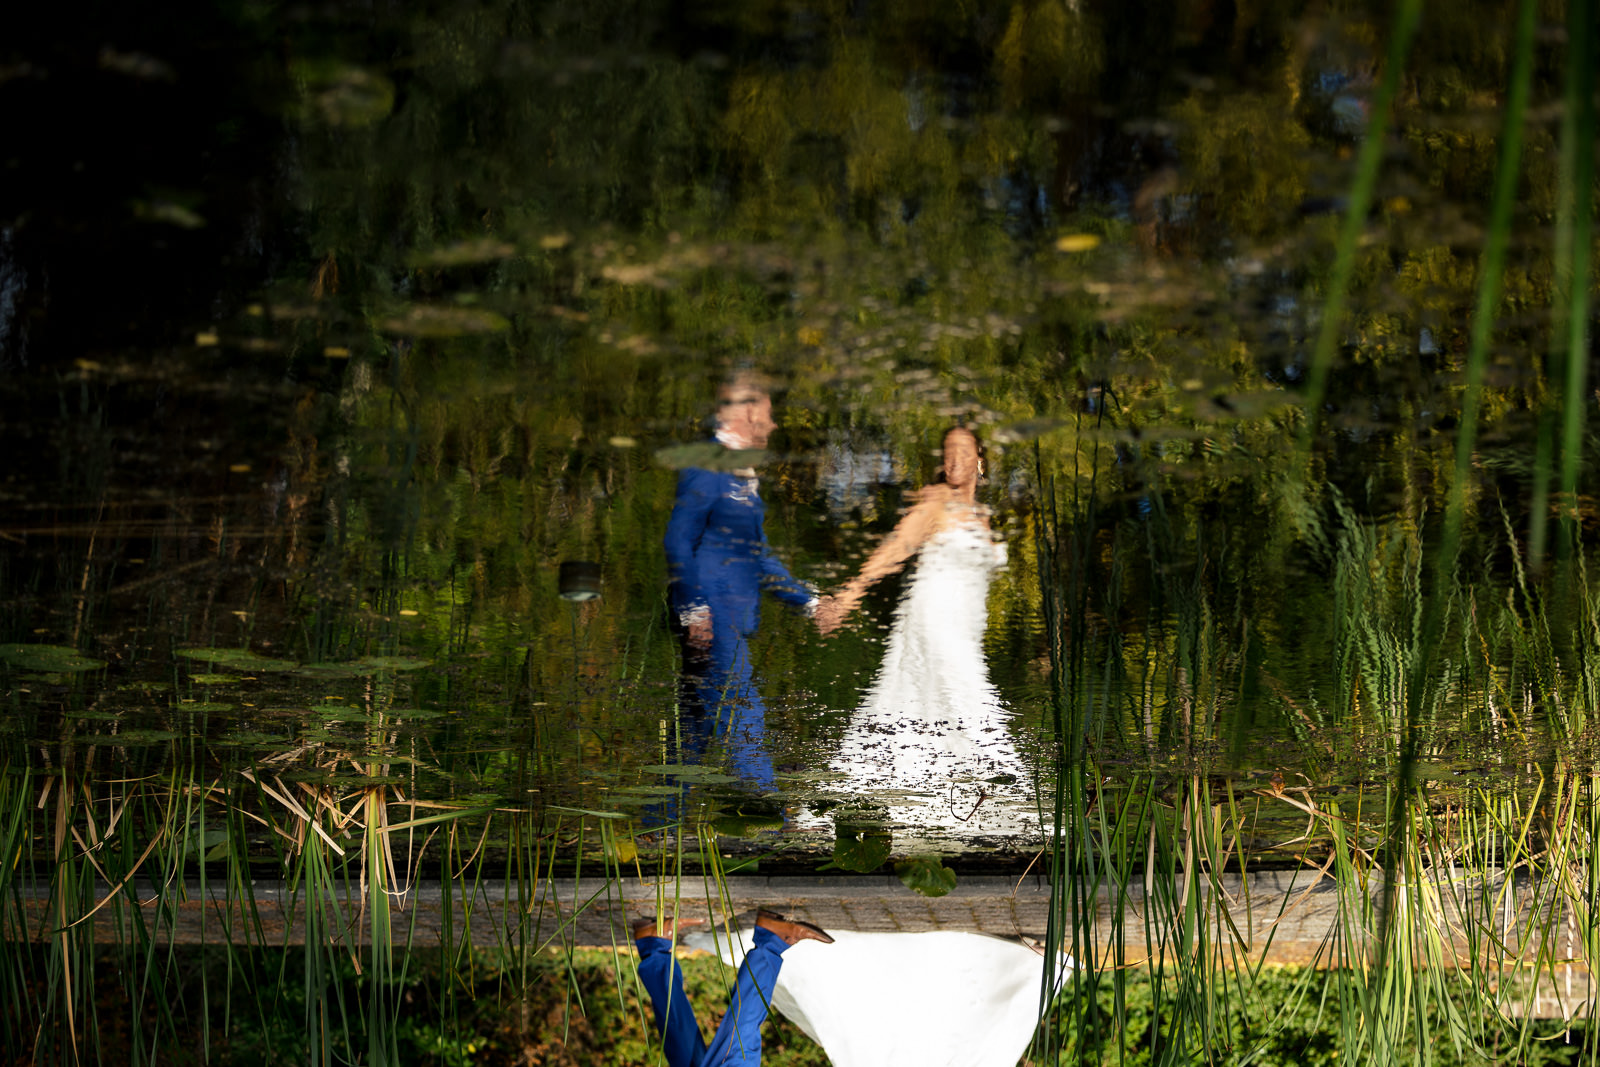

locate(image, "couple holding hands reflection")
[[644, 373, 1042, 1067]]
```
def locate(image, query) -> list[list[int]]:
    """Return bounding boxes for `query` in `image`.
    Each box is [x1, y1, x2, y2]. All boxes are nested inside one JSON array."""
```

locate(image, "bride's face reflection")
[[942, 430, 980, 489]]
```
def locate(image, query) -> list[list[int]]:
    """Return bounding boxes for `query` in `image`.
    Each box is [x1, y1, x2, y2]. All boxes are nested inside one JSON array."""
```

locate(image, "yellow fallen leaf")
[[1055, 233, 1101, 253]]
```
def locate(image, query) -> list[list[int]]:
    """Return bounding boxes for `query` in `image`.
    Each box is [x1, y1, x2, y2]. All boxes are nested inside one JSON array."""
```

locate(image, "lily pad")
[[78, 729, 181, 745], [216, 730, 284, 746], [311, 705, 371, 722], [188, 673, 240, 685], [351, 656, 432, 672], [288, 663, 364, 679], [179, 702, 234, 713], [383, 708, 443, 720], [641, 764, 740, 784], [177, 649, 297, 672], [828, 827, 891, 873], [0, 644, 106, 672], [291, 59, 394, 127], [712, 812, 785, 837], [895, 856, 957, 898], [379, 304, 508, 337], [654, 442, 768, 472], [290, 657, 431, 678], [410, 237, 516, 267], [547, 805, 628, 820]]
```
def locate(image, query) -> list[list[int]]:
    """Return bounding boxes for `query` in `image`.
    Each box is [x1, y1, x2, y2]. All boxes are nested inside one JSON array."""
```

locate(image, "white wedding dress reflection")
[[817, 520, 1039, 846], [683, 927, 1064, 1067]]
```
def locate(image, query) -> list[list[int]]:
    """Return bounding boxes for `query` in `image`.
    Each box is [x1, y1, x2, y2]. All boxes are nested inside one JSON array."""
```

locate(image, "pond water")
[[2, 0, 1598, 1060]]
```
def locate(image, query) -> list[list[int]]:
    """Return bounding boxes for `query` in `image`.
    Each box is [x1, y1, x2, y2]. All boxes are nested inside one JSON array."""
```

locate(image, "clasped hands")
[[684, 593, 854, 650]]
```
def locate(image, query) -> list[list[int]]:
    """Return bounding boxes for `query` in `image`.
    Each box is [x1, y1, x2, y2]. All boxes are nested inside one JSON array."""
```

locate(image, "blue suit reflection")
[[664, 461, 813, 795]]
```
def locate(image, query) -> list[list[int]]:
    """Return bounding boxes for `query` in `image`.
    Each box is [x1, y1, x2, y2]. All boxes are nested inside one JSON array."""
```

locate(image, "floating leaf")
[[640, 764, 739, 783], [653, 442, 768, 472], [548, 805, 628, 820], [311, 705, 371, 722], [0, 644, 105, 672], [378, 304, 508, 337], [291, 60, 394, 127], [351, 656, 433, 672], [216, 731, 284, 746], [177, 648, 297, 672], [78, 730, 181, 745], [605, 787, 684, 800], [895, 856, 957, 898], [1054, 233, 1101, 253], [188, 673, 240, 685], [134, 200, 205, 229], [411, 237, 517, 267], [829, 826, 891, 873], [712, 812, 784, 837], [288, 663, 364, 679], [383, 707, 443, 720]]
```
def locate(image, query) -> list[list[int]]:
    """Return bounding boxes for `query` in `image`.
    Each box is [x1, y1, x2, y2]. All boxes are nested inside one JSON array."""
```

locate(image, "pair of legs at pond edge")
[[634, 913, 833, 1067]]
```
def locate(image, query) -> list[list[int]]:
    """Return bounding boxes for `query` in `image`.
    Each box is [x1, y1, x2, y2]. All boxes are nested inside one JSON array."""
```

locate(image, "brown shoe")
[[631, 915, 705, 940], [755, 908, 834, 946]]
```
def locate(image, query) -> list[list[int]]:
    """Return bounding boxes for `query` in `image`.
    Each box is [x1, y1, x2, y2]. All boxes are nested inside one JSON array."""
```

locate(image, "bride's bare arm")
[[826, 494, 941, 620]]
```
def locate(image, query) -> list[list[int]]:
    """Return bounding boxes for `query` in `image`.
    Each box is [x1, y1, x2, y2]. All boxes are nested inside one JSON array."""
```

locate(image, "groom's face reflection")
[[720, 392, 776, 449]]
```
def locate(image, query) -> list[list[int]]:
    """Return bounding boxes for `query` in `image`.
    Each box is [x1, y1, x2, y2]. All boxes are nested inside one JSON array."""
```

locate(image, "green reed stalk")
[[1292, 0, 1423, 476], [1444, 0, 1536, 561], [0, 767, 30, 1061], [365, 787, 400, 1067], [41, 776, 98, 1067], [1553, 0, 1596, 560], [292, 794, 354, 1067]]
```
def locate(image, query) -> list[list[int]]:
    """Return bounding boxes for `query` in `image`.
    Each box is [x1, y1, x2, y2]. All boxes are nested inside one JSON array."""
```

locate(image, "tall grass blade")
[[1556, 0, 1596, 558], [1291, 0, 1424, 477]]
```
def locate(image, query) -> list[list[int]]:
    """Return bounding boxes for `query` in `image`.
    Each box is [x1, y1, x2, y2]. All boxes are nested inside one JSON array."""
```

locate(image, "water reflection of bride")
[[813, 426, 1038, 843]]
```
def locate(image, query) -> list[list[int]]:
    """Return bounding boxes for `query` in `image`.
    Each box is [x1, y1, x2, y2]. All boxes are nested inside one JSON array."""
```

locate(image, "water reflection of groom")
[[663, 374, 820, 801]]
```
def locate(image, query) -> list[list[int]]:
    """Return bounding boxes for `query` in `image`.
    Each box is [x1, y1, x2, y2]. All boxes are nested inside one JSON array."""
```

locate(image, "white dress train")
[[682, 928, 1066, 1067]]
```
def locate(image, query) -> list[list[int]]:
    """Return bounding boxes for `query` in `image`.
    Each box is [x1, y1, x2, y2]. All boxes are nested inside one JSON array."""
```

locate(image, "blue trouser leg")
[[700, 926, 788, 1067], [636, 936, 707, 1067], [644, 612, 776, 830], [701, 626, 774, 794]]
